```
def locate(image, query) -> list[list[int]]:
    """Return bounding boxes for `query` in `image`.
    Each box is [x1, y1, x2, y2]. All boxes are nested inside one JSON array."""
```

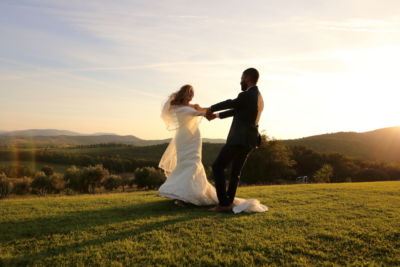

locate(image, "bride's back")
[[173, 105, 202, 134]]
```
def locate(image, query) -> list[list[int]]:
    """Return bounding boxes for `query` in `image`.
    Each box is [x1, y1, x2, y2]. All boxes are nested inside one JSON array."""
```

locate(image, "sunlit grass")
[[1, 182, 399, 266]]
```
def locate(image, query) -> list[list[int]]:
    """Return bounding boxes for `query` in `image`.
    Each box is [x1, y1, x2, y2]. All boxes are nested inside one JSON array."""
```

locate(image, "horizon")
[[1, 125, 399, 140], [1, 1, 400, 140]]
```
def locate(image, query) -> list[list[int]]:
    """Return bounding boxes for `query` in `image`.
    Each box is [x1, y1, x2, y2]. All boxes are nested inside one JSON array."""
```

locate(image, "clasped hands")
[[205, 108, 217, 121], [192, 104, 216, 121]]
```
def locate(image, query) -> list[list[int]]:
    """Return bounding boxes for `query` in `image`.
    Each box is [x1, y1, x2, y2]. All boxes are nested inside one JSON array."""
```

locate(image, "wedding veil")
[[159, 94, 178, 176], [161, 94, 179, 131]]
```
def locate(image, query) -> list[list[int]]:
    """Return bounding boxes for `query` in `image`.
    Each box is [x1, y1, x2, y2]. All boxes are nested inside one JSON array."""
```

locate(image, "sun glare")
[[332, 46, 400, 130]]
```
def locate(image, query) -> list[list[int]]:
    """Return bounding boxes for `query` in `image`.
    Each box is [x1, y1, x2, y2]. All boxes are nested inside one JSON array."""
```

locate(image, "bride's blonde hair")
[[170, 84, 194, 105]]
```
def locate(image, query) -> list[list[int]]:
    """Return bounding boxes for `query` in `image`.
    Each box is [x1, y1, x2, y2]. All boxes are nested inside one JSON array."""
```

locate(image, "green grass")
[[1, 181, 399, 266]]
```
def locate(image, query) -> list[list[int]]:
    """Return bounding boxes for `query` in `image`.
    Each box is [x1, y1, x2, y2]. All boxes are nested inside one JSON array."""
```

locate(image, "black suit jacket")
[[210, 86, 264, 149]]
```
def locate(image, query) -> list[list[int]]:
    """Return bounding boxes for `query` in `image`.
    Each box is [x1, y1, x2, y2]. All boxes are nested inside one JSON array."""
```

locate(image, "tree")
[[12, 177, 32, 195], [31, 172, 52, 196], [313, 164, 333, 183], [134, 167, 166, 189], [102, 175, 122, 191], [324, 153, 359, 182], [0, 173, 13, 199], [354, 168, 388, 182], [50, 173, 65, 193], [64, 165, 82, 192], [41, 165, 54, 176], [120, 175, 135, 191], [241, 136, 296, 184], [80, 165, 109, 193], [289, 146, 324, 177]]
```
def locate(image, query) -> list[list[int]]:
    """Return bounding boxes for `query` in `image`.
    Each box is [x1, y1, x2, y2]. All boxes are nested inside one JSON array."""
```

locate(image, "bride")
[[158, 84, 267, 213]]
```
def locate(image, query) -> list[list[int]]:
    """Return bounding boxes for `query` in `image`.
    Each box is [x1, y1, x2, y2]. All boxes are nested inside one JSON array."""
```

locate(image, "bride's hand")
[[193, 104, 200, 110]]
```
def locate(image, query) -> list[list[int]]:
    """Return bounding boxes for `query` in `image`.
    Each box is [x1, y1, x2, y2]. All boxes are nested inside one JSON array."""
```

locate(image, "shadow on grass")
[[0, 199, 209, 242], [2, 213, 203, 266], [0, 198, 250, 242], [0, 198, 250, 266]]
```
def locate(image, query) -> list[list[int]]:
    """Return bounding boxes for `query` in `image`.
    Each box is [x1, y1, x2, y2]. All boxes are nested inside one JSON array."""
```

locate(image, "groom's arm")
[[210, 91, 246, 113], [217, 109, 235, 119]]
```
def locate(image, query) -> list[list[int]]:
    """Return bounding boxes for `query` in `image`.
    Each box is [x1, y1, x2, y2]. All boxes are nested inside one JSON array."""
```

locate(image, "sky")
[[1, 0, 400, 140]]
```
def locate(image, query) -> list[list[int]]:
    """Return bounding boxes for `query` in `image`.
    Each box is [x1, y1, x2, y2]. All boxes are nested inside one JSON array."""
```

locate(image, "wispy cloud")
[[318, 18, 400, 32], [2, 0, 400, 138]]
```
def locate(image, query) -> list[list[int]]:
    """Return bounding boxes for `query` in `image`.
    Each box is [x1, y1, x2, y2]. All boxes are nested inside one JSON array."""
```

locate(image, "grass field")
[[1, 181, 399, 266]]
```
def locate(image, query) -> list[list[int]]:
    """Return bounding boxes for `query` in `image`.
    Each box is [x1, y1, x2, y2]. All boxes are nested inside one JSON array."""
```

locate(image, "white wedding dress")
[[158, 97, 268, 213]]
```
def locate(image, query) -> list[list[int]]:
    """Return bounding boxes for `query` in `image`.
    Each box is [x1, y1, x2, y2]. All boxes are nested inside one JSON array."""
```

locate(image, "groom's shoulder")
[[241, 86, 258, 96]]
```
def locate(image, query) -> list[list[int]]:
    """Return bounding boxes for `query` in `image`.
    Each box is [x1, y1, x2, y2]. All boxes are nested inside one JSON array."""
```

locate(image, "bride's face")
[[185, 90, 194, 102]]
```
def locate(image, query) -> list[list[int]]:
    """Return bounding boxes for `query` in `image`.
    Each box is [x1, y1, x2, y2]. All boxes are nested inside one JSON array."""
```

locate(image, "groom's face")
[[240, 75, 248, 91]]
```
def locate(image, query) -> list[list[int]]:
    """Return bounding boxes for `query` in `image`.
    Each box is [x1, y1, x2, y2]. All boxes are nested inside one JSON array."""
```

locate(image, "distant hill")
[[2, 127, 400, 162], [0, 129, 85, 136], [283, 126, 400, 162], [0, 129, 225, 146]]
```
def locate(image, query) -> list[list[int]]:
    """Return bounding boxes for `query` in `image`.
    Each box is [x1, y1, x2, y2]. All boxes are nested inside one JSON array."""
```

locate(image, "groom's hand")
[[209, 113, 217, 121], [205, 109, 217, 121]]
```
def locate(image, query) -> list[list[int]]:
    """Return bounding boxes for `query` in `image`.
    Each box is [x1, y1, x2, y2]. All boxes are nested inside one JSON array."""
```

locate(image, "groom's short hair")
[[243, 68, 259, 84]]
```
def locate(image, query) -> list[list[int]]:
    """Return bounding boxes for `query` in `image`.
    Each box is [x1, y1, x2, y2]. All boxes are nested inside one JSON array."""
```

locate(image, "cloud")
[[317, 18, 400, 33]]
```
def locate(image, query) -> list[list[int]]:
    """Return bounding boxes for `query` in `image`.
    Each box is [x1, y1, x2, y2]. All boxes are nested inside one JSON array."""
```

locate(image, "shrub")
[[313, 164, 333, 183], [0, 165, 34, 178], [31, 172, 52, 196], [134, 167, 166, 190], [242, 136, 296, 184], [121, 175, 135, 191], [13, 177, 32, 195], [64, 188, 76, 195], [64, 165, 82, 192], [41, 165, 54, 176], [102, 175, 122, 191], [50, 173, 65, 193], [0, 173, 13, 199], [80, 165, 109, 193]]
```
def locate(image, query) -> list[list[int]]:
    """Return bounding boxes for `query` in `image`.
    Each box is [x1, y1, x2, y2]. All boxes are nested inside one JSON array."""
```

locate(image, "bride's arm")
[[189, 104, 208, 113]]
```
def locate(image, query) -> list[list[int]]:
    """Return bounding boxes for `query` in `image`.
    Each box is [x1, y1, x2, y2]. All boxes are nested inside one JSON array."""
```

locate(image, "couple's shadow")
[[1, 198, 247, 265]]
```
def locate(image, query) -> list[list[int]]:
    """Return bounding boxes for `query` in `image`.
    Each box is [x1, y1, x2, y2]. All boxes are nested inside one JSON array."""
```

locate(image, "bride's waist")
[[176, 128, 200, 136]]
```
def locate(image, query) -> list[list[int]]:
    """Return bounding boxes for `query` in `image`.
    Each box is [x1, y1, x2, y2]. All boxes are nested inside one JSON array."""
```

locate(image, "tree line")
[[1, 135, 400, 198], [0, 165, 165, 198], [241, 136, 400, 184]]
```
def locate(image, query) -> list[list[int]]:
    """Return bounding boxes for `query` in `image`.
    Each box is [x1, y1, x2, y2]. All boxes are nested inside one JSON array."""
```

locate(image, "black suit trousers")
[[212, 144, 253, 206]]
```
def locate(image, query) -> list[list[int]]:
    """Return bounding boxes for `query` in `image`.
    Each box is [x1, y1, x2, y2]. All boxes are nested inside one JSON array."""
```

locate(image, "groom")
[[206, 68, 264, 212]]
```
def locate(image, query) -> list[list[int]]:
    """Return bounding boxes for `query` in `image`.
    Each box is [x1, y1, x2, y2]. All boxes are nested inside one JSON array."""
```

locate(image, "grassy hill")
[[1, 181, 399, 266], [1, 126, 400, 165], [1, 126, 399, 162], [284, 126, 400, 162]]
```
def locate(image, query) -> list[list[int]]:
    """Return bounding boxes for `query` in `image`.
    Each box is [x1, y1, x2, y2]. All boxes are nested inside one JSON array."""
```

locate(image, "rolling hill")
[[0, 129, 83, 136], [1, 127, 399, 162], [283, 126, 400, 162], [0, 129, 225, 147]]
